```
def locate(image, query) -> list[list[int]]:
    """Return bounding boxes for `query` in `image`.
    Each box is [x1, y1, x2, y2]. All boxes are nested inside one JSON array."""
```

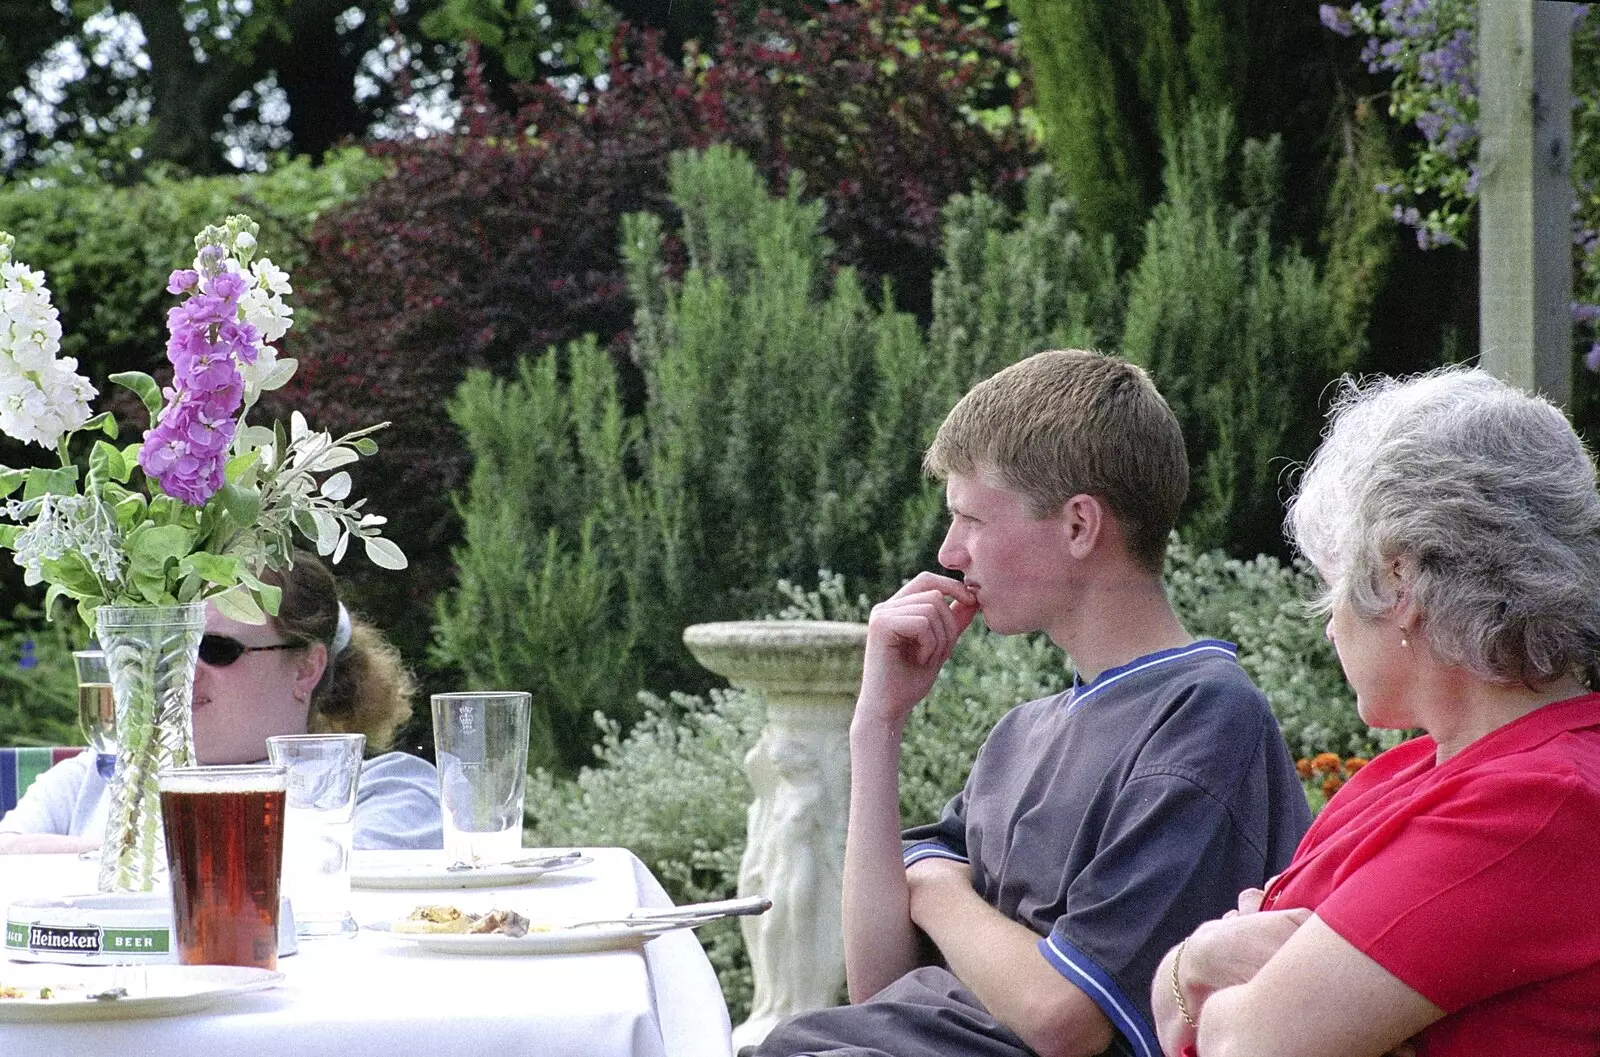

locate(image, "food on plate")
[[392, 905, 549, 936], [393, 905, 475, 934], [468, 910, 533, 938], [0, 984, 55, 1000]]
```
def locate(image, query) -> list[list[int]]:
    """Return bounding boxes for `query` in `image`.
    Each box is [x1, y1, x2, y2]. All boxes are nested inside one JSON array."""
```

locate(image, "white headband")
[[332, 602, 352, 655]]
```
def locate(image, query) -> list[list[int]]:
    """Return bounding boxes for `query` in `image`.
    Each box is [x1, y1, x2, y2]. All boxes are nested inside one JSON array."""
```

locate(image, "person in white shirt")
[[0, 552, 442, 852]]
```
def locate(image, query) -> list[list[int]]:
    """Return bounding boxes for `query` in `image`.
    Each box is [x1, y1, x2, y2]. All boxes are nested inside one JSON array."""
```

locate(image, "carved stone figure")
[[683, 620, 868, 1051]]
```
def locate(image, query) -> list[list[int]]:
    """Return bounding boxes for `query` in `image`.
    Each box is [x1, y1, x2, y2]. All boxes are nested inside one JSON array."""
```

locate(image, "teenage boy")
[[754, 350, 1310, 1057]]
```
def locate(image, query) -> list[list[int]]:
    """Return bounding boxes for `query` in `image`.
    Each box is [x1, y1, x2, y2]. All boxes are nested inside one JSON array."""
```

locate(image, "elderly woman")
[[1153, 369, 1600, 1056]]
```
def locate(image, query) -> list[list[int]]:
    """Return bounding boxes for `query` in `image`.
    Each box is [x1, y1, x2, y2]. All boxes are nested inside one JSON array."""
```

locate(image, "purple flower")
[[141, 263, 256, 507], [1319, 4, 1355, 36], [208, 271, 246, 302], [1573, 302, 1600, 324], [166, 269, 199, 295], [1585, 343, 1600, 373]]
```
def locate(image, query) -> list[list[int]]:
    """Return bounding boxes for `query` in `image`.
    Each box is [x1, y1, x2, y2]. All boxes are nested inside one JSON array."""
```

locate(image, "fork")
[[565, 895, 772, 930]]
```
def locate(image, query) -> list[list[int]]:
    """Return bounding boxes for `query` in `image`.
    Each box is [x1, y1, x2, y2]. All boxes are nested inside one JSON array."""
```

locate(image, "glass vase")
[[96, 602, 206, 893]]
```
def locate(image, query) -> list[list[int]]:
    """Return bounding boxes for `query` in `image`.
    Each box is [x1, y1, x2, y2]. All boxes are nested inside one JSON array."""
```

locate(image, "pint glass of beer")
[[158, 765, 288, 969]]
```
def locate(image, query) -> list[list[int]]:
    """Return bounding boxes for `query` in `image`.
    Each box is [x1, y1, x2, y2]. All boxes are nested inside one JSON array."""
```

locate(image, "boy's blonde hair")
[[924, 349, 1188, 572]]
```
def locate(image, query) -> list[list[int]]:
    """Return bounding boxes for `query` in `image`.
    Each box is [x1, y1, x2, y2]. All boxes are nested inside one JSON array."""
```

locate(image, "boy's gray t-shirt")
[[760, 639, 1311, 1057]]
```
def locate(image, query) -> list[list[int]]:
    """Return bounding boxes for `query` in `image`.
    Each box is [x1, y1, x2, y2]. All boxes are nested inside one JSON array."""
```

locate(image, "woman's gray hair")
[[1286, 367, 1600, 686]]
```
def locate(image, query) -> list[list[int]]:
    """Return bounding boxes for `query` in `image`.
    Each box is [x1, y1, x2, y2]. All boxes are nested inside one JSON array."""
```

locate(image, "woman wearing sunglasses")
[[0, 552, 442, 853]]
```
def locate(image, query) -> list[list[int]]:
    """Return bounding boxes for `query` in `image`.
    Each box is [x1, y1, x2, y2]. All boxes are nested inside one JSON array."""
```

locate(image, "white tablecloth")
[[0, 848, 732, 1057]]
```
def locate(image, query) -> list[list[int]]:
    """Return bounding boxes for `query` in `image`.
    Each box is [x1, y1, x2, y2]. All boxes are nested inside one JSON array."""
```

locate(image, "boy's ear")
[[1060, 493, 1104, 558]]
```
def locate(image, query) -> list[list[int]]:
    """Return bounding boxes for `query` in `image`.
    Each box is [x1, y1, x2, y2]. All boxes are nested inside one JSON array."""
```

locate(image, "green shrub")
[[0, 150, 384, 387], [1122, 107, 1359, 560], [437, 144, 961, 770], [434, 151, 1120, 771], [0, 606, 84, 747], [433, 343, 645, 771]]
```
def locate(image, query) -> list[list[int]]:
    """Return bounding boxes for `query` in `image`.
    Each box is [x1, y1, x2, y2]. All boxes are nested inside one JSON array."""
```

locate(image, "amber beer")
[[158, 765, 287, 970]]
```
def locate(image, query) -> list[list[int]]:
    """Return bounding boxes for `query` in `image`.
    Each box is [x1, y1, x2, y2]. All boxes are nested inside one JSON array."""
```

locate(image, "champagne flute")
[[73, 650, 116, 780]]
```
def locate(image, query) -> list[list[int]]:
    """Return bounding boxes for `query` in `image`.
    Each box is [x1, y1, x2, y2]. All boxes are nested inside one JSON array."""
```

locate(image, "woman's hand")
[[1185, 907, 1312, 998], [1156, 906, 1310, 1055]]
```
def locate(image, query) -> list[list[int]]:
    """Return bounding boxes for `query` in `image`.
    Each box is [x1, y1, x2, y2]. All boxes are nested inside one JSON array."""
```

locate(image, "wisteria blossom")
[[0, 234, 96, 448], [1320, 1, 1600, 366]]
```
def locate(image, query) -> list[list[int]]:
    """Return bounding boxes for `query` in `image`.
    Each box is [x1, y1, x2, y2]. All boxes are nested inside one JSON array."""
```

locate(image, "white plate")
[[367, 920, 669, 955], [0, 964, 282, 1022], [350, 851, 593, 890]]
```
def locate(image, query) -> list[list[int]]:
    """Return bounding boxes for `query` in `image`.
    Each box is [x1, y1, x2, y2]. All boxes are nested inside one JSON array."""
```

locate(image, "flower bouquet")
[[0, 215, 405, 890]]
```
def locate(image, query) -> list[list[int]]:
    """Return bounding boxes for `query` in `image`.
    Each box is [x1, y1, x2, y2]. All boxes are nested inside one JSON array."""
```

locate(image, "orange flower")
[[1311, 752, 1342, 775], [1295, 758, 1313, 779], [1344, 757, 1369, 775], [1321, 775, 1343, 799]]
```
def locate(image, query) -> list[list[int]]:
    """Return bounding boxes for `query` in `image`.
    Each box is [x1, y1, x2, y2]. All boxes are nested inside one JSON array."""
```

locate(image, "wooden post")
[[1478, 0, 1575, 406]]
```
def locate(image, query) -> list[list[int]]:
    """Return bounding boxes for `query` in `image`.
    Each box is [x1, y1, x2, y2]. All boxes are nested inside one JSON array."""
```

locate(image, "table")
[[0, 848, 733, 1057]]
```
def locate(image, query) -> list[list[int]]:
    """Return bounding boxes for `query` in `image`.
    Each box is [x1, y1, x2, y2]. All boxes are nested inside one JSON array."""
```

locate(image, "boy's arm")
[[909, 859, 1114, 1057], [842, 571, 978, 1001], [842, 715, 920, 999]]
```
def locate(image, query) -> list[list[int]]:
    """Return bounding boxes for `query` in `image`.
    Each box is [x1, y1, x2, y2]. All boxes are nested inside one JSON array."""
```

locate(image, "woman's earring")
[[1400, 632, 1409, 648]]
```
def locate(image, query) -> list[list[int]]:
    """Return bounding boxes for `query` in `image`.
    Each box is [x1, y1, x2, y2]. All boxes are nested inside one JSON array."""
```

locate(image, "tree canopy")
[[0, 0, 728, 177]]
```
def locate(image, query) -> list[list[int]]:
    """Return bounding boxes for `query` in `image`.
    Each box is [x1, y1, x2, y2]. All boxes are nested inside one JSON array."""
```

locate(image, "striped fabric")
[[0, 747, 81, 819]]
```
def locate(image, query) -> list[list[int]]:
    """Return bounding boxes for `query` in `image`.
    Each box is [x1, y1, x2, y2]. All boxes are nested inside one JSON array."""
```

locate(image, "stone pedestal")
[[683, 620, 868, 1052]]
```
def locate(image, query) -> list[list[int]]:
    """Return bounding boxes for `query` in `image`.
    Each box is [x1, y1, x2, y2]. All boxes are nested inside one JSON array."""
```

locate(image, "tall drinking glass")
[[266, 734, 364, 937], [72, 650, 115, 781], [158, 764, 287, 969], [431, 691, 532, 866]]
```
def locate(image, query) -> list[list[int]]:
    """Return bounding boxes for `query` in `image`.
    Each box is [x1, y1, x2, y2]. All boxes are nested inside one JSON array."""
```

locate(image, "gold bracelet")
[[1171, 938, 1198, 1028]]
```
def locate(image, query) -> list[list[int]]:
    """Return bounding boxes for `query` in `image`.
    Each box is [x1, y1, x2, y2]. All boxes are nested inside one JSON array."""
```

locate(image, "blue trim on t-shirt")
[[1037, 933, 1160, 1057], [1064, 639, 1238, 717], [902, 839, 969, 868]]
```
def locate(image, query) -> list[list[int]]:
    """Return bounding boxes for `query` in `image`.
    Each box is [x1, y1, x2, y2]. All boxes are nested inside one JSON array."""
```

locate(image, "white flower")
[[0, 238, 96, 448], [239, 341, 279, 395], [250, 257, 292, 298], [240, 283, 293, 343]]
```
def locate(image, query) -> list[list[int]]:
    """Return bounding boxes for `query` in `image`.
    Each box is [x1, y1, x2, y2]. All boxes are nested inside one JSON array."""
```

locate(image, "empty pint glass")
[[159, 765, 287, 969], [267, 734, 365, 937], [431, 692, 532, 866]]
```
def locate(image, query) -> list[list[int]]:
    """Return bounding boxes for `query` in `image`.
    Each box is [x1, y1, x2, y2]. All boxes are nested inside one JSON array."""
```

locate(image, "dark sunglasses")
[[198, 634, 303, 668]]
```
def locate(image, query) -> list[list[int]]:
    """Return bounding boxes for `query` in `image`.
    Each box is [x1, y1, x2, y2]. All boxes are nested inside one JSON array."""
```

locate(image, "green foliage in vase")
[[434, 343, 645, 772], [1122, 107, 1360, 559], [0, 216, 406, 631]]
